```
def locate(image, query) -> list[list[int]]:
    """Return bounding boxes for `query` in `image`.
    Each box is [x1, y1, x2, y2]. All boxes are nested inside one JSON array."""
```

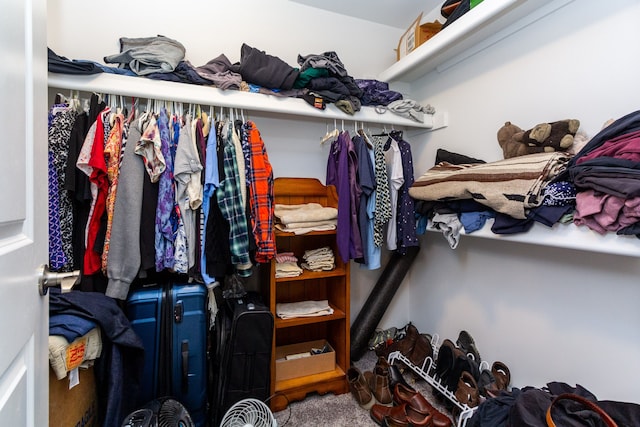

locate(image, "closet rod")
[[48, 72, 438, 129]]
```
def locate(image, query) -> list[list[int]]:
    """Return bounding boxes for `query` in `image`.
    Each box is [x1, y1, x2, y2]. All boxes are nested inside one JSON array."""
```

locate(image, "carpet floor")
[[272, 349, 457, 427]]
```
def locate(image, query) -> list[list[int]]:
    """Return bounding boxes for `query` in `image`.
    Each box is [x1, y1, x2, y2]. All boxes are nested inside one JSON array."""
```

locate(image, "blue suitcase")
[[126, 282, 208, 427]]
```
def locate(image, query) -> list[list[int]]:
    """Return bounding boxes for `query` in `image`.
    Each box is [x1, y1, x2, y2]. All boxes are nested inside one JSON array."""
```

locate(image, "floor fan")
[[218, 398, 277, 427], [120, 397, 194, 427]]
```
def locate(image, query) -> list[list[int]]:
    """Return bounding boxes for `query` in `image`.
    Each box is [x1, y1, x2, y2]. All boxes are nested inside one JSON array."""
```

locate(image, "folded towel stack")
[[275, 252, 303, 278], [276, 299, 334, 319], [301, 246, 335, 272], [274, 203, 338, 234]]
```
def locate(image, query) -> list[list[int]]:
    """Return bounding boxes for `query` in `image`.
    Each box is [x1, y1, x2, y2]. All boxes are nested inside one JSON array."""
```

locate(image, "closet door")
[[0, 0, 48, 426]]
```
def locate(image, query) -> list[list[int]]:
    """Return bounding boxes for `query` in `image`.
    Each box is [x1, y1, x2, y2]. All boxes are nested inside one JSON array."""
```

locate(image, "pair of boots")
[[347, 357, 393, 410], [376, 323, 434, 370], [435, 332, 483, 409], [435, 331, 510, 409]]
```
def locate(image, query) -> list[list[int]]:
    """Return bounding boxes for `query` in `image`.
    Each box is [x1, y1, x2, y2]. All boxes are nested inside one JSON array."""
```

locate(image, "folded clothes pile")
[[275, 251, 303, 278], [301, 246, 335, 272], [274, 202, 338, 234], [276, 299, 334, 319]]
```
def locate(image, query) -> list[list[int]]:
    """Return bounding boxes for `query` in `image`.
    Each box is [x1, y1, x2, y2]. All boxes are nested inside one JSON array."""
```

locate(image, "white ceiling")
[[290, 0, 443, 29]]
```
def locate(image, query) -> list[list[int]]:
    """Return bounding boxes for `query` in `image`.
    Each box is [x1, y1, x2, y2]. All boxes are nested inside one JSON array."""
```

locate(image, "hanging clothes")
[[100, 111, 125, 273], [216, 120, 252, 277], [326, 130, 363, 262], [383, 136, 404, 250], [76, 106, 111, 275], [244, 120, 276, 264], [106, 114, 148, 300], [190, 115, 206, 279], [353, 132, 379, 269], [154, 107, 176, 271], [371, 135, 392, 249], [205, 120, 232, 278], [170, 115, 188, 274], [65, 94, 106, 282], [391, 131, 419, 255], [174, 114, 203, 271], [48, 103, 78, 272], [200, 115, 220, 285]]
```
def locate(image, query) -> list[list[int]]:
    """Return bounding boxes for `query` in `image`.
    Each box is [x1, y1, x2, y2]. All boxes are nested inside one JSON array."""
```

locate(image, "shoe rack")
[[387, 334, 486, 427], [263, 177, 350, 412]]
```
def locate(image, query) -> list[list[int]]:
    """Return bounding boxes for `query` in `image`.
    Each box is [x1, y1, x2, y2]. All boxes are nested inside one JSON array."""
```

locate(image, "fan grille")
[[157, 398, 194, 427], [219, 398, 276, 427]]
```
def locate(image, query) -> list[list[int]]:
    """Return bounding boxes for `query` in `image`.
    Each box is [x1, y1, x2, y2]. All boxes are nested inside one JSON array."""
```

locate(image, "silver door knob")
[[38, 264, 80, 296]]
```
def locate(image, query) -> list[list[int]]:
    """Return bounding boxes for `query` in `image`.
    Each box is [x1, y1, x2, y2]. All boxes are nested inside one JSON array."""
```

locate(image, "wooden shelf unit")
[[264, 177, 350, 412]]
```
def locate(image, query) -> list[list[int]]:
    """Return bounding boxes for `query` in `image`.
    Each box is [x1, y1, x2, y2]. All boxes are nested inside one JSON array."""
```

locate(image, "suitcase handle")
[[181, 340, 189, 394]]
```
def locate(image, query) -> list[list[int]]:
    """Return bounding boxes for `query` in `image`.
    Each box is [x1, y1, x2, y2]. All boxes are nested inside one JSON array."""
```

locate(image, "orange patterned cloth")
[[101, 113, 124, 273], [245, 121, 275, 263]]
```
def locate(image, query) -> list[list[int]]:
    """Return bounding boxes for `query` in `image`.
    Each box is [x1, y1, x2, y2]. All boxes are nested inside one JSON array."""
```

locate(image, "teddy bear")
[[497, 121, 529, 158], [514, 119, 580, 151], [497, 119, 580, 159]]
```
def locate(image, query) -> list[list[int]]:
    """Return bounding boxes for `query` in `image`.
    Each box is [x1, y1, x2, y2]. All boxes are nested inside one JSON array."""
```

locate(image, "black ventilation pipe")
[[350, 245, 420, 361]]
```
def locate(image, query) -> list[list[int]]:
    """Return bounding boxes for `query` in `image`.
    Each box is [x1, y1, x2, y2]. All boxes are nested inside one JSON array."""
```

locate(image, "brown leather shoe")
[[347, 366, 375, 410], [365, 364, 393, 406], [384, 404, 433, 427], [379, 323, 419, 359], [376, 355, 391, 373], [454, 371, 480, 408], [370, 402, 401, 426], [408, 333, 433, 369], [394, 383, 452, 427]]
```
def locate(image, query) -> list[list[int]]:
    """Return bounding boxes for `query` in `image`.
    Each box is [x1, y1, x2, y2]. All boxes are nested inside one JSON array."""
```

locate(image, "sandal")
[[491, 361, 511, 391], [454, 371, 481, 408]]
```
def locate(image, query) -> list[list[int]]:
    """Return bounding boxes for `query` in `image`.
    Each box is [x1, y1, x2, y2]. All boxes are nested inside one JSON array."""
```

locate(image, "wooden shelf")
[[379, 0, 575, 83], [274, 365, 346, 393], [275, 265, 347, 283], [266, 177, 350, 412], [274, 229, 337, 237], [274, 306, 346, 329], [48, 72, 437, 129], [270, 366, 348, 412]]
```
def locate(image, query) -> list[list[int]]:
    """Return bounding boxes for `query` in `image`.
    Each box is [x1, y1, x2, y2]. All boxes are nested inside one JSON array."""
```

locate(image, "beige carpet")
[[272, 349, 456, 427]]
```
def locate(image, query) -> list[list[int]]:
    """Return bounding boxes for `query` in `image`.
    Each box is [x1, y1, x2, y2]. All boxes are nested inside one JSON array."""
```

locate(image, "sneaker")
[[456, 330, 481, 363]]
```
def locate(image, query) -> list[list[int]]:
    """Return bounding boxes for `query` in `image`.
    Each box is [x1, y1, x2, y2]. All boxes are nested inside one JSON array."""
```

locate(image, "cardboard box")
[[275, 340, 335, 382], [49, 366, 98, 427], [397, 13, 443, 60]]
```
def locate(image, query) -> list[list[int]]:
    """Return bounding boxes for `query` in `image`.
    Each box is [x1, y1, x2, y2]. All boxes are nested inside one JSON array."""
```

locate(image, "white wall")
[[47, 0, 401, 80], [406, 0, 640, 402], [47, 0, 640, 404]]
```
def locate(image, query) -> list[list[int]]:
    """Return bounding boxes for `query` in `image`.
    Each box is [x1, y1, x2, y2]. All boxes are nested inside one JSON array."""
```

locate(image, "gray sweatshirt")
[[106, 116, 146, 300]]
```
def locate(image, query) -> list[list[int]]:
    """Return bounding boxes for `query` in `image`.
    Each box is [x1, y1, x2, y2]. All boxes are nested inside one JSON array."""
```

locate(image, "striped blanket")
[[409, 152, 571, 219]]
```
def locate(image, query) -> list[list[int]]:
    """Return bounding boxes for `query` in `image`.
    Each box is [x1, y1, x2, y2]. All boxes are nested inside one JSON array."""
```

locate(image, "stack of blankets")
[[301, 246, 335, 272], [409, 151, 571, 220], [274, 202, 338, 234], [408, 151, 574, 247]]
